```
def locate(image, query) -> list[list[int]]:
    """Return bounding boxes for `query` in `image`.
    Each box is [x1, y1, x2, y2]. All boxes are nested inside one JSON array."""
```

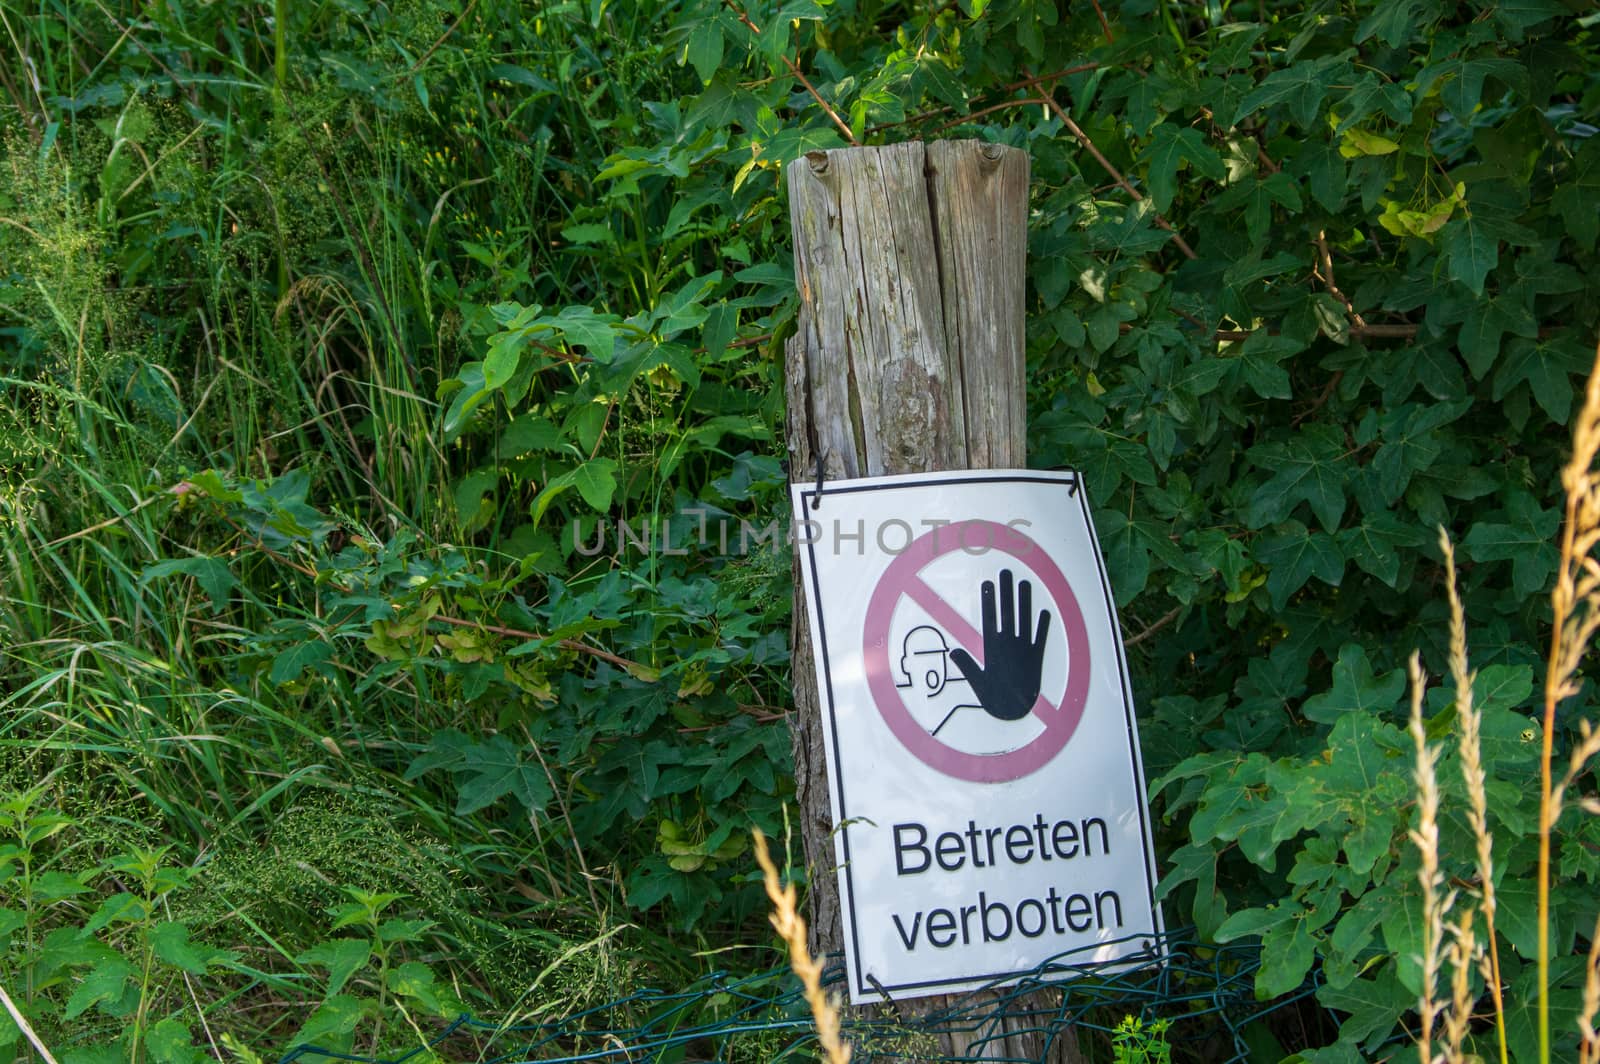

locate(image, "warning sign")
[[792, 471, 1162, 1003]]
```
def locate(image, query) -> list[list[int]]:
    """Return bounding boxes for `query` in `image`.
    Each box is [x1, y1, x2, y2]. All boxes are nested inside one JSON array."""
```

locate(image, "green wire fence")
[[277, 927, 1327, 1063]]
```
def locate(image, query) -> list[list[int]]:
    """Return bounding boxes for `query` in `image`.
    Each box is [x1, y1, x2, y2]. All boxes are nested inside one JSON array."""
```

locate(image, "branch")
[[1032, 75, 1200, 261], [725, 0, 859, 146]]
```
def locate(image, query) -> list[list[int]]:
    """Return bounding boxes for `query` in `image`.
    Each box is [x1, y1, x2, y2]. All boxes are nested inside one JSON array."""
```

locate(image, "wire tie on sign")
[[865, 973, 901, 1018], [1066, 470, 1080, 497], [811, 450, 829, 510]]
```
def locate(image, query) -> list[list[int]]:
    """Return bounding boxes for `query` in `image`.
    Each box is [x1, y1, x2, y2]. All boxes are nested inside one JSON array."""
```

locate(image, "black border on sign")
[[798, 471, 1164, 1001]]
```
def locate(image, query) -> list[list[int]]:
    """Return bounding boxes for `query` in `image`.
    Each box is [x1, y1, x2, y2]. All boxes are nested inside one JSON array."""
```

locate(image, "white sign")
[[791, 470, 1163, 1003]]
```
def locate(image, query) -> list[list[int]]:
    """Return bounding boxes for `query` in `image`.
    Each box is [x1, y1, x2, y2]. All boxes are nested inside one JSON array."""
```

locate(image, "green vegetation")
[[0, 0, 1597, 1059]]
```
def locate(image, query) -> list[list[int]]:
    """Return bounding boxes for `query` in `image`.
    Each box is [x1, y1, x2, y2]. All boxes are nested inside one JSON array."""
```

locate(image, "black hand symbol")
[[948, 569, 1052, 723]]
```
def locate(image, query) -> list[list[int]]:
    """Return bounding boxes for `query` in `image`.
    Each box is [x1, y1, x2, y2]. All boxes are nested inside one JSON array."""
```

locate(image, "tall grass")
[[1409, 337, 1600, 1064]]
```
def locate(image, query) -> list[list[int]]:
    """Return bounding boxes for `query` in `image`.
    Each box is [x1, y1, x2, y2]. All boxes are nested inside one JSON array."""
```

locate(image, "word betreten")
[[893, 815, 1109, 874]]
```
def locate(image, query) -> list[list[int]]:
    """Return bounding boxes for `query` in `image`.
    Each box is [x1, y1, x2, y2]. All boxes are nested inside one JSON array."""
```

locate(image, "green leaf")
[[550, 304, 620, 361], [150, 922, 237, 974], [1371, 399, 1471, 503], [1234, 53, 1349, 128], [64, 954, 134, 1019], [1247, 425, 1351, 531], [571, 457, 619, 511], [1336, 512, 1426, 586], [532, 457, 619, 524], [684, 19, 724, 83], [454, 735, 553, 815], [1458, 288, 1538, 379], [1142, 123, 1226, 212], [1493, 335, 1590, 425], [270, 642, 334, 685], [1232, 333, 1300, 399], [1463, 491, 1561, 595], [294, 994, 370, 1052], [145, 1018, 204, 1064], [1257, 914, 1317, 997], [1255, 523, 1344, 609], [497, 414, 564, 455], [296, 939, 371, 998], [441, 362, 490, 440], [1300, 645, 1406, 725], [1552, 138, 1600, 249], [1215, 903, 1294, 943], [1317, 965, 1408, 1047], [141, 556, 238, 613], [386, 960, 457, 1016], [1441, 212, 1498, 296]]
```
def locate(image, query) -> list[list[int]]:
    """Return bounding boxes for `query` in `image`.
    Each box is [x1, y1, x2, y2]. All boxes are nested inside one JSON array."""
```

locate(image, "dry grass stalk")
[[1439, 529, 1510, 1064], [1441, 906, 1481, 1062], [1543, 338, 1600, 1062], [0, 982, 61, 1064], [1581, 913, 1600, 1064], [1409, 652, 1448, 1064], [752, 827, 851, 1064]]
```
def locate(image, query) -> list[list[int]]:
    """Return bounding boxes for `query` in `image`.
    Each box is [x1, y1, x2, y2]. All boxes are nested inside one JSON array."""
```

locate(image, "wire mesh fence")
[[276, 926, 1326, 1064]]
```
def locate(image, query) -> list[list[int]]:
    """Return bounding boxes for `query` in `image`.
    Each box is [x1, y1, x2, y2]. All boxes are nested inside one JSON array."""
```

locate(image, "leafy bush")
[[1, 0, 1598, 1057]]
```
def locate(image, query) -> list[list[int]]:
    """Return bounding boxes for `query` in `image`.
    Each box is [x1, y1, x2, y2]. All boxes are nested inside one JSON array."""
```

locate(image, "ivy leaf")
[[1336, 512, 1427, 586], [1493, 335, 1590, 425], [1458, 287, 1538, 379], [1552, 138, 1600, 249], [1247, 424, 1351, 531], [1254, 522, 1344, 609], [452, 735, 553, 815], [1234, 52, 1349, 128], [1301, 645, 1406, 725], [1371, 399, 1471, 504], [1229, 333, 1300, 399], [1441, 212, 1499, 296], [1463, 492, 1561, 596], [1142, 123, 1226, 212]]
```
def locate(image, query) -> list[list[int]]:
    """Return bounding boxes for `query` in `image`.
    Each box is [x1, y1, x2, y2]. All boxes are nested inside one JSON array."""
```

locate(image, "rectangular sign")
[[791, 469, 1163, 1003]]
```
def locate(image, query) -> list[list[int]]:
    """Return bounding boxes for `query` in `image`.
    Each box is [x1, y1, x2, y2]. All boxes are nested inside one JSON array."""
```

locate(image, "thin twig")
[[725, 0, 858, 146], [1089, 0, 1115, 44], [1125, 605, 1181, 647], [1032, 74, 1199, 261], [1314, 230, 1366, 328], [865, 64, 1101, 135]]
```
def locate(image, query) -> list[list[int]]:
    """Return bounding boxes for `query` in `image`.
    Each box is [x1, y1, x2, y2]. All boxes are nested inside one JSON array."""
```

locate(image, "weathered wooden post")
[[785, 141, 1086, 1062]]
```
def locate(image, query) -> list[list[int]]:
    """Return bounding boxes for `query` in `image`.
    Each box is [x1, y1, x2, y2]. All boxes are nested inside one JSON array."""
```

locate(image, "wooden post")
[[784, 141, 1086, 1062]]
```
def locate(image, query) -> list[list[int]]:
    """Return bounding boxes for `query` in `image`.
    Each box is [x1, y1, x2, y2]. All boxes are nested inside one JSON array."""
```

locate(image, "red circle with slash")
[[862, 519, 1091, 783]]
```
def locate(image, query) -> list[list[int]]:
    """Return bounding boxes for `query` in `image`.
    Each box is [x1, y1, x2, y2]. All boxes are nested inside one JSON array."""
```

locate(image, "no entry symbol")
[[862, 519, 1091, 783]]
